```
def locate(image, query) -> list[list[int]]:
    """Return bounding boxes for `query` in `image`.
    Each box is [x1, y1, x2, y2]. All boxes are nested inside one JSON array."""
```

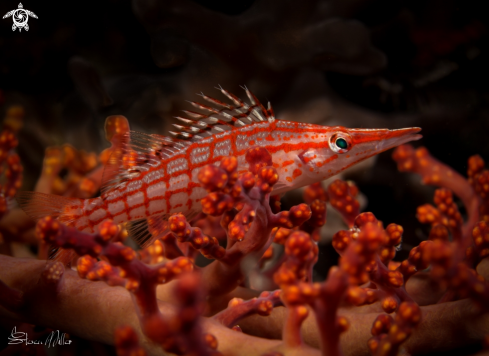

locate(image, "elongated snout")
[[348, 127, 422, 153]]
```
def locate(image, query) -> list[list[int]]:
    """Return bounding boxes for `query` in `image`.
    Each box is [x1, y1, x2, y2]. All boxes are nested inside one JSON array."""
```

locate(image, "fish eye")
[[329, 133, 352, 153], [336, 138, 348, 149]]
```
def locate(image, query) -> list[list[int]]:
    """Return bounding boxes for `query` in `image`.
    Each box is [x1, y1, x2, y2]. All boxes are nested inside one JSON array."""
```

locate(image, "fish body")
[[18, 87, 421, 247]]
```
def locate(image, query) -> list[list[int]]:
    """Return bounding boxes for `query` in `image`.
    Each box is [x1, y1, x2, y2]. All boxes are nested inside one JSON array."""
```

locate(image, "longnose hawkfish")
[[18, 86, 421, 251]]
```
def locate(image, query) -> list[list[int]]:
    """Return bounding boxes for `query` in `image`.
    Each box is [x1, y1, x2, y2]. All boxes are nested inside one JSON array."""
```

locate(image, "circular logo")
[[12, 9, 28, 27]]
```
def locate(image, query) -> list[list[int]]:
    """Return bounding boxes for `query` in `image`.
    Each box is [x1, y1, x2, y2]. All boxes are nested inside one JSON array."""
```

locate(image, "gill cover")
[[297, 131, 352, 177]]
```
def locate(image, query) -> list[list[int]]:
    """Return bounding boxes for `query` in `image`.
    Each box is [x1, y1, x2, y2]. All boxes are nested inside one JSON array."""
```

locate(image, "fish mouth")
[[349, 127, 422, 153]]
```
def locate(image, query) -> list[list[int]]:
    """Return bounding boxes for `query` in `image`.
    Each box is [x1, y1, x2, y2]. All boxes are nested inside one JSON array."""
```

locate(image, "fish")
[[17, 86, 422, 251]]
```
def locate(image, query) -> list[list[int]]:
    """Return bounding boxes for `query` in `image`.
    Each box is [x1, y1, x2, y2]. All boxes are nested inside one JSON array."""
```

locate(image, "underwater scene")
[[1, 0, 489, 355]]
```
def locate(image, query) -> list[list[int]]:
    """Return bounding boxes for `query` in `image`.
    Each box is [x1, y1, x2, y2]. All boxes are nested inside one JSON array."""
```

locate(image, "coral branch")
[[327, 180, 360, 228], [213, 290, 282, 328], [368, 302, 421, 356], [115, 326, 147, 356], [392, 144, 479, 240]]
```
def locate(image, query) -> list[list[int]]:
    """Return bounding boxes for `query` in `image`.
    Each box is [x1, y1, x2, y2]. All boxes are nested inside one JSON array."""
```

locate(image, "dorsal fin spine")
[[182, 110, 205, 119], [199, 92, 232, 109], [175, 87, 277, 142], [217, 86, 242, 106]]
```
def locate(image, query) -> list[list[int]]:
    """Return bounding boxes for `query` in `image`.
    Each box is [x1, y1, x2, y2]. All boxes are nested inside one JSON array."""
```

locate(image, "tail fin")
[[17, 192, 82, 265], [16, 191, 80, 226]]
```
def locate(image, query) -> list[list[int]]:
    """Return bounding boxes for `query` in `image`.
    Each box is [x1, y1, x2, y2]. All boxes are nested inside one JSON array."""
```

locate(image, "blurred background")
[[1, 0, 489, 270]]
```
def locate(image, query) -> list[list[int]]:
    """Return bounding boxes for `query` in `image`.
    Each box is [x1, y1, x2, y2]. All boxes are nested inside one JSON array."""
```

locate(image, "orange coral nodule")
[[77, 255, 98, 279], [304, 182, 328, 204], [169, 213, 190, 236], [468, 156, 489, 222], [381, 296, 399, 314], [354, 212, 380, 228], [257, 300, 274, 316], [368, 301, 421, 356], [337, 315, 350, 333], [114, 325, 147, 356], [120, 246, 137, 261], [344, 286, 368, 306], [472, 221, 489, 259], [384, 270, 404, 289], [281, 284, 317, 305], [167, 213, 226, 259], [399, 240, 432, 280], [228, 297, 244, 308], [281, 285, 302, 304], [239, 171, 256, 191], [97, 220, 120, 241], [379, 247, 396, 265], [256, 166, 279, 194], [42, 147, 63, 176], [416, 204, 442, 225], [157, 257, 194, 284], [220, 156, 238, 183], [201, 237, 226, 260], [201, 192, 234, 216], [433, 188, 463, 229], [288, 204, 312, 226], [42, 261, 65, 284], [396, 301, 422, 325], [422, 239, 453, 274], [371, 314, 394, 336], [392, 144, 416, 172], [285, 231, 315, 260], [141, 314, 170, 346], [273, 204, 312, 230], [357, 221, 384, 253], [473, 170, 489, 200], [468, 154, 485, 180], [328, 179, 360, 227], [78, 177, 97, 197], [385, 224, 403, 247], [105, 115, 130, 142], [332, 230, 353, 253], [203, 333, 218, 350], [305, 199, 327, 230], [367, 338, 381, 355], [36, 216, 61, 243], [245, 146, 273, 175], [274, 227, 291, 245], [228, 219, 247, 241], [429, 224, 449, 241], [198, 165, 228, 192]]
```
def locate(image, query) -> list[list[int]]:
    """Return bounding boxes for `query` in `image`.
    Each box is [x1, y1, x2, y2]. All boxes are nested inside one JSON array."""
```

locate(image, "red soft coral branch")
[[392, 144, 479, 242], [34, 217, 221, 355], [4, 133, 489, 356]]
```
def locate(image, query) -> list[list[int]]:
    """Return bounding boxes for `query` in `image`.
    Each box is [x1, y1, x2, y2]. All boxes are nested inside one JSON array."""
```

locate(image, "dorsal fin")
[[101, 127, 190, 197], [100, 87, 274, 196], [171, 86, 276, 142]]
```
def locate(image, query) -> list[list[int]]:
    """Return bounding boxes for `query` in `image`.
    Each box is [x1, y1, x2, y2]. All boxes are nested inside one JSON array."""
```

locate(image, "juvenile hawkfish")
[[18, 86, 421, 248]]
